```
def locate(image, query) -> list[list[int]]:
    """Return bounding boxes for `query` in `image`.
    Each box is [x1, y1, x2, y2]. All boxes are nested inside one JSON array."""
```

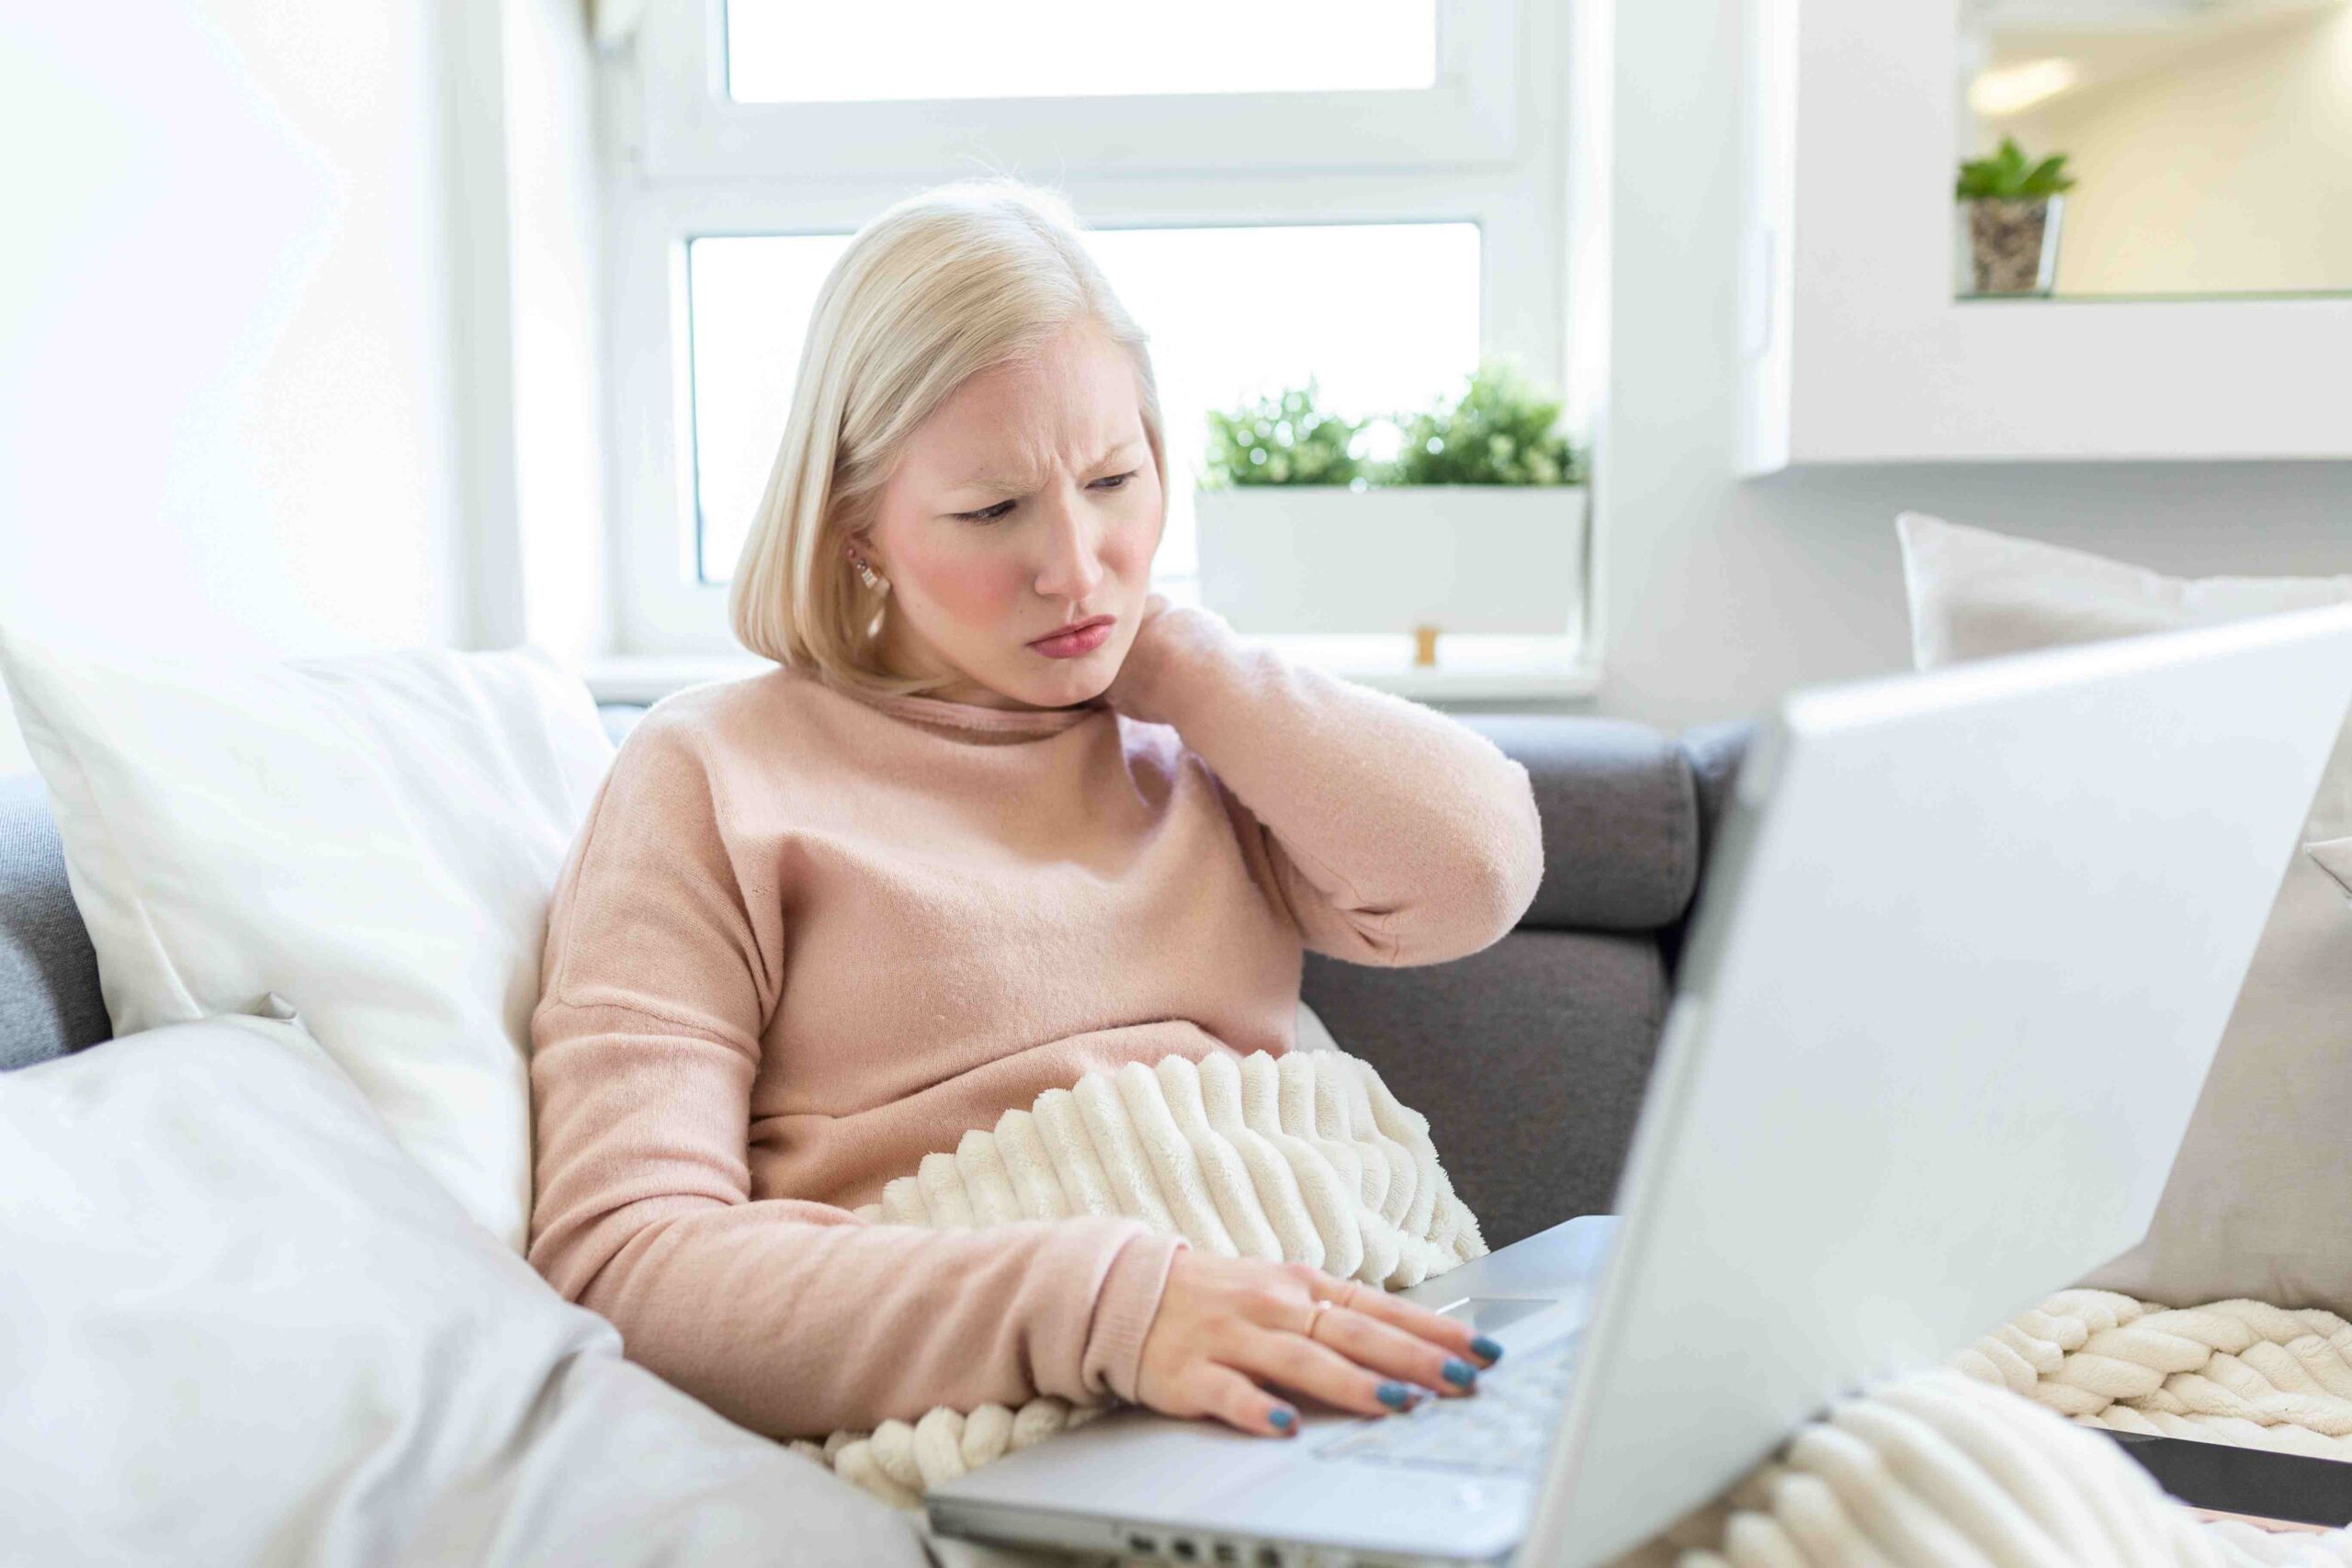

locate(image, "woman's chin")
[[1013, 653, 1115, 706]]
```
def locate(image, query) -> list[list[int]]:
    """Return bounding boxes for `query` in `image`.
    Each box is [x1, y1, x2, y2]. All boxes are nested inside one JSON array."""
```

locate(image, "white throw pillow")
[[1897, 512, 2352, 1313], [0, 628, 614, 1251], [0, 1012, 926, 1568]]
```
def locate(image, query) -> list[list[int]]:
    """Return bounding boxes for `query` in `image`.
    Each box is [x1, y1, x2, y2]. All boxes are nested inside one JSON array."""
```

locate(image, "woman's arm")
[[1104, 601, 1544, 967], [527, 716, 1185, 1438]]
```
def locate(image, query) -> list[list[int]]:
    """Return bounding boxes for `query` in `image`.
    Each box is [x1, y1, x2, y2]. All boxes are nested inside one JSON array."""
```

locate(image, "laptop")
[[928, 604, 2352, 1568]]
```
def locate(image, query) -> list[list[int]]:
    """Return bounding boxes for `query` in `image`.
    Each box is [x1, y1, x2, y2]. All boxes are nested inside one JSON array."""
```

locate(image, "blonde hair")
[[727, 179, 1168, 697]]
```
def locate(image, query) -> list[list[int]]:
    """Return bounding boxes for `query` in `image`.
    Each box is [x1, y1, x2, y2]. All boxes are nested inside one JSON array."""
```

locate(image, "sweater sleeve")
[[1109, 605, 1545, 967], [526, 717, 1188, 1439]]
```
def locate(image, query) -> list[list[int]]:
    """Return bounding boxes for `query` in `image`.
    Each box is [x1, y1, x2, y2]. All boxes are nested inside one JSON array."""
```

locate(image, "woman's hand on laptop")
[[1132, 1253, 1504, 1438]]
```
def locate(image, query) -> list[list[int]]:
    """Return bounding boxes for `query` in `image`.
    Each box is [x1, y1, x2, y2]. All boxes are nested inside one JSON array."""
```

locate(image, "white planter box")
[[1193, 485, 1589, 640]]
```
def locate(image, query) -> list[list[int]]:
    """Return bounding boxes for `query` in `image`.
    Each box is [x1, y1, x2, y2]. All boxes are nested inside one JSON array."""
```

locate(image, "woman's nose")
[[1031, 487, 1106, 603]]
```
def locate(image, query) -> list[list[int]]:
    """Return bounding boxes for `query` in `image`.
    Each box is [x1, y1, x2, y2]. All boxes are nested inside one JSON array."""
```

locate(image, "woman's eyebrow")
[[950, 439, 1143, 491], [949, 464, 1046, 493]]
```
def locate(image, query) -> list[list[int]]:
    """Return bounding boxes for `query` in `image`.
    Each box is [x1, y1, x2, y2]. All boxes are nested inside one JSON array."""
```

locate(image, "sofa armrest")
[[1678, 719, 1758, 874], [1456, 715, 1706, 933]]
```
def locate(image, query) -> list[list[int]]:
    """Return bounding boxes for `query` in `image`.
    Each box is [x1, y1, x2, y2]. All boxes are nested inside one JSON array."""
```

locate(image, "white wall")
[[1578, 0, 2352, 732], [0, 3, 474, 774], [0, 0, 609, 780]]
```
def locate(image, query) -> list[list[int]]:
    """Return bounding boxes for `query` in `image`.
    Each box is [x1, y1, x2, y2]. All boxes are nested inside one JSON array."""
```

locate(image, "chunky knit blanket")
[[787, 1046, 2352, 1563], [1619, 1292, 2352, 1565], [784, 1043, 1487, 1506]]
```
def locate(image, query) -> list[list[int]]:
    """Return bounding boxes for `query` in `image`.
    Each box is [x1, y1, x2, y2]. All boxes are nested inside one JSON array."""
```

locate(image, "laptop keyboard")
[[1310, 1331, 1580, 1478]]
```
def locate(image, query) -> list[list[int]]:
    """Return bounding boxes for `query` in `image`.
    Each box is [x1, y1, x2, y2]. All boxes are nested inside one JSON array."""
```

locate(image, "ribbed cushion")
[[850, 1046, 1486, 1288]]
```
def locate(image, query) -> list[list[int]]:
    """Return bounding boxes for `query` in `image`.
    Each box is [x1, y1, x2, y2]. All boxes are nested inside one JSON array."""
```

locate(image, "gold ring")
[[1303, 1298, 1333, 1342]]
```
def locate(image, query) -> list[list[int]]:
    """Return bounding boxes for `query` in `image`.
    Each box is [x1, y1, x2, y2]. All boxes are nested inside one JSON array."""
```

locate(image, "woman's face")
[[856, 321, 1165, 711]]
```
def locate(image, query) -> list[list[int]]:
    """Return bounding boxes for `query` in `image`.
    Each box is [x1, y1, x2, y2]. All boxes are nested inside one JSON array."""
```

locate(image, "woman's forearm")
[[530, 1000, 1186, 1438]]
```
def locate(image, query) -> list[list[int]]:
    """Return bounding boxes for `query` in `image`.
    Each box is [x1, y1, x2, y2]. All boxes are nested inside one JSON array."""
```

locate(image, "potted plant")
[[1193, 359, 1588, 663], [1200, 378, 1371, 489], [1956, 135, 2076, 297]]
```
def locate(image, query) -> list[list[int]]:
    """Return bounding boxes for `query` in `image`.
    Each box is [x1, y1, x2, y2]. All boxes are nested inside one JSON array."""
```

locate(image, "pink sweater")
[[526, 604, 1545, 1440]]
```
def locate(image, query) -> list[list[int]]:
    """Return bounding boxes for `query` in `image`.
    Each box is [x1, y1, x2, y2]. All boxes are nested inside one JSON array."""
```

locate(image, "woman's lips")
[[1029, 618, 1113, 659]]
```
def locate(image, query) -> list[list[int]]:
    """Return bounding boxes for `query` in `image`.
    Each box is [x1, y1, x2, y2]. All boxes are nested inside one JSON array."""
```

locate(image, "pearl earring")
[[847, 547, 889, 597]]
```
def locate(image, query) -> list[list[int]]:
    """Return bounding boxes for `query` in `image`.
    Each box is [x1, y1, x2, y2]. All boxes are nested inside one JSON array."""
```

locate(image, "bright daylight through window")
[[722, 0, 1437, 102]]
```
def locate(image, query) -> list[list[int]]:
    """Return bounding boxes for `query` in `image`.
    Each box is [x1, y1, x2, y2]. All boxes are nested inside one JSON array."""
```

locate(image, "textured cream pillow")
[[1897, 513, 2352, 1313]]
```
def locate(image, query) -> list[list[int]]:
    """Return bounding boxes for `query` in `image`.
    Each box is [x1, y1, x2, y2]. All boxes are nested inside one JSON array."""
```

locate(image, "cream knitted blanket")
[[1618, 1292, 2352, 1565], [785, 1045, 2352, 1562], [785, 1043, 1488, 1507]]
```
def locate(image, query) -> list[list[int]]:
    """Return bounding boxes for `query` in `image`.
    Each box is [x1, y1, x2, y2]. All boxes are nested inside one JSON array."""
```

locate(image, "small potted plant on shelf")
[[1956, 135, 2076, 297], [1193, 358, 1588, 665]]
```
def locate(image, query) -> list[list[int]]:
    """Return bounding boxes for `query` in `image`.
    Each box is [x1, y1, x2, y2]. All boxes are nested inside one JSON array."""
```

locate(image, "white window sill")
[[582, 639, 1599, 707]]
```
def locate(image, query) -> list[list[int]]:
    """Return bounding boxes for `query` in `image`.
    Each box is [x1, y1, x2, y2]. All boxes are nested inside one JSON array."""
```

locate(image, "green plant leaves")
[[1956, 134, 2078, 200], [1199, 356, 1582, 489], [1201, 378, 1368, 487], [1388, 358, 1581, 485]]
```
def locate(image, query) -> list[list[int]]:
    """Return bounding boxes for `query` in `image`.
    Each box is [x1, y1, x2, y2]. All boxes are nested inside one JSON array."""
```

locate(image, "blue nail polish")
[[1269, 1406, 1295, 1431], [1377, 1381, 1411, 1409], [1470, 1335, 1505, 1365], [1442, 1358, 1477, 1388]]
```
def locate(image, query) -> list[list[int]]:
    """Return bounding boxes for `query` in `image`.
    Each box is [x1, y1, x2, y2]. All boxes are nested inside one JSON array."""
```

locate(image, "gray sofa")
[[1, 699, 1750, 1252]]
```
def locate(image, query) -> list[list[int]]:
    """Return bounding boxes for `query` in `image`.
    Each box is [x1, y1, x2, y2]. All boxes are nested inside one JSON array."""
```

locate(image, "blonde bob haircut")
[[727, 178, 1169, 699]]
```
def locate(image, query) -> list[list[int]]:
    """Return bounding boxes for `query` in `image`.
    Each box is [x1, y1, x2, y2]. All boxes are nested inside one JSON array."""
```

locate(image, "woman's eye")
[[1091, 470, 1137, 491], [956, 499, 1016, 524]]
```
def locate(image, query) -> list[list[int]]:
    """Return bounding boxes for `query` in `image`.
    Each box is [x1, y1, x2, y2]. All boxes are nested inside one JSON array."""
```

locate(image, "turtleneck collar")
[[818, 674, 1109, 743]]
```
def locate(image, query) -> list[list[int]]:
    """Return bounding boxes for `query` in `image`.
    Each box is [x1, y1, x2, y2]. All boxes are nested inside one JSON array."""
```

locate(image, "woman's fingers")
[[1238, 1323, 1438, 1419], [1299, 1268, 1504, 1372], [1131, 1253, 1507, 1442], [1299, 1303, 1487, 1398], [1183, 1360, 1303, 1438]]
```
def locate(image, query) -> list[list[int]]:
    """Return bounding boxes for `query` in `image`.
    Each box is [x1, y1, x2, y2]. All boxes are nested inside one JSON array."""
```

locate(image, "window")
[[605, 0, 1569, 664]]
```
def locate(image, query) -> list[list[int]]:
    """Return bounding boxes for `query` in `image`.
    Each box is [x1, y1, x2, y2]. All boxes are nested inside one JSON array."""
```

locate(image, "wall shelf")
[[1736, 0, 2352, 473]]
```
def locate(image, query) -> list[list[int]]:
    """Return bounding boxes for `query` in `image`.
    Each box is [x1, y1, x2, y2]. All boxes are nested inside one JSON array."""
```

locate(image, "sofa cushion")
[[0, 629, 615, 1252], [0, 1010, 929, 1568], [0, 773, 106, 1070], [1897, 511, 2352, 1314], [1304, 925, 1671, 1249]]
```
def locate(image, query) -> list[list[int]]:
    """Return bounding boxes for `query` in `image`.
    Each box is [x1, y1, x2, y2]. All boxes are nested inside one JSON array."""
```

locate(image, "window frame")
[[635, 0, 1521, 180], [600, 0, 1569, 659]]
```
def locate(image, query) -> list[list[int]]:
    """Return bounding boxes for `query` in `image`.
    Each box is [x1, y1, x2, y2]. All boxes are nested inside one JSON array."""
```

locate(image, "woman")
[[526, 180, 1547, 1445]]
